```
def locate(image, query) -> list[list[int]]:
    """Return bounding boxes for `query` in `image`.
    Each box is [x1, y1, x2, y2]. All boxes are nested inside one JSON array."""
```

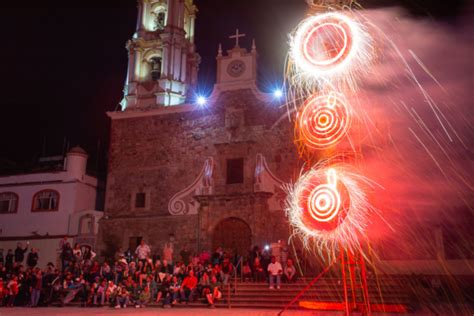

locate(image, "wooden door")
[[212, 217, 251, 256]]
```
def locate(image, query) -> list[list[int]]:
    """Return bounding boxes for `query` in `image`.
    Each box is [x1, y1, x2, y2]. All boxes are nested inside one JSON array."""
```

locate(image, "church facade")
[[97, 0, 297, 260], [97, 0, 473, 277]]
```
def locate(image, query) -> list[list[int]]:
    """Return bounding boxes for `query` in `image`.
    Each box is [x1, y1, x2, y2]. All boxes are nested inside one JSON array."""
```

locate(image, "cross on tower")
[[229, 29, 246, 48]]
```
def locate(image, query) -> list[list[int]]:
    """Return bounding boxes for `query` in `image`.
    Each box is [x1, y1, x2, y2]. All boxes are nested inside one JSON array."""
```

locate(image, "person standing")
[[280, 240, 289, 269], [162, 242, 173, 265], [135, 240, 151, 264], [30, 269, 43, 307], [61, 243, 73, 271], [5, 249, 13, 272], [180, 245, 191, 266], [72, 244, 82, 263], [14, 242, 28, 264], [6, 275, 19, 307], [27, 248, 39, 269], [270, 241, 281, 264]]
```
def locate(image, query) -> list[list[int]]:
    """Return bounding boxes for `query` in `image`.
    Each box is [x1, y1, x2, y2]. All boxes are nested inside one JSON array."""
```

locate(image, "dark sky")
[[0, 0, 468, 175]]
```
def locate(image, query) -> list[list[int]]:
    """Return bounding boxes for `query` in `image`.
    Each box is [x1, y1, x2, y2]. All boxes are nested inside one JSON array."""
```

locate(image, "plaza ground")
[[0, 307, 464, 316]]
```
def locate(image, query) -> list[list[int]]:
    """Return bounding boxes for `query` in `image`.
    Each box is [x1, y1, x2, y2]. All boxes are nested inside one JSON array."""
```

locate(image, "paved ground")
[[0, 307, 349, 316], [0, 307, 452, 316]]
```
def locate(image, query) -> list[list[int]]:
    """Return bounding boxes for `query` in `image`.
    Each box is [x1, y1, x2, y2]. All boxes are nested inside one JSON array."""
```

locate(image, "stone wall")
[[97, 88, 300, 258]]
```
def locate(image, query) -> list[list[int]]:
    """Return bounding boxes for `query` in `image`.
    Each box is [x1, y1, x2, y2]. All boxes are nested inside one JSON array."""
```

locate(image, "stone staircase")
[[172, 275, 412, 311]]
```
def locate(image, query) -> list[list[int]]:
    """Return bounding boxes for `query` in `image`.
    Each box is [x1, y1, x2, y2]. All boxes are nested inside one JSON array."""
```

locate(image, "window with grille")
[[32, 190, 59, 211], [0, 192, 18, 213]]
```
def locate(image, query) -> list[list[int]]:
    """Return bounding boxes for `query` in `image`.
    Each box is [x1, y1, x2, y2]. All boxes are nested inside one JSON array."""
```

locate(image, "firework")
[[285, 164, 375, 258], [296, 91, 352, 150], [288, 11, 372, 94]]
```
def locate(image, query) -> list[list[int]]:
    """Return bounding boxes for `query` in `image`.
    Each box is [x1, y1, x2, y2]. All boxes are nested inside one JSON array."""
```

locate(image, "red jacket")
[[181, 276, 198, 289]]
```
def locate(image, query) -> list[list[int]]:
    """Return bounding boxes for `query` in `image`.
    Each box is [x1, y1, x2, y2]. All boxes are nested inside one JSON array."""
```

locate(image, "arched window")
[[154, 11, 166, 30], [150, 56, 162, 80], [32, 189, 59, 212], [0, 192, 18, 214]]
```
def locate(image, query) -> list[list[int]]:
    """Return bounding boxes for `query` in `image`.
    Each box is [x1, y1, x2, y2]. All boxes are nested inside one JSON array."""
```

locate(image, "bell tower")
[[121, 0, 200, 109]]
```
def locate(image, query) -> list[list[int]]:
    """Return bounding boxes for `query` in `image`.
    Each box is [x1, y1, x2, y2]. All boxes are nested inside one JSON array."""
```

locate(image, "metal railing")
[[227, 256, 243, 308]]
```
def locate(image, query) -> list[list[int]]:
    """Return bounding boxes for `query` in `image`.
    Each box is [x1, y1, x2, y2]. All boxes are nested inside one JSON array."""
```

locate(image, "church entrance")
[[212, 217, 251, 256]]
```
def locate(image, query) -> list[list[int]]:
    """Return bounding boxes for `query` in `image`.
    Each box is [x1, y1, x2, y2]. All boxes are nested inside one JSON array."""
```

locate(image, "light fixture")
[[197, 96, 206, 106], [273, 89, 283, 98]]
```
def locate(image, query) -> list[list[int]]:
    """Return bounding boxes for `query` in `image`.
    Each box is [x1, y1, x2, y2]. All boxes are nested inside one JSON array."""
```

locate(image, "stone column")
[[136, 0, 145, 32], [125, 42, 136, 85]]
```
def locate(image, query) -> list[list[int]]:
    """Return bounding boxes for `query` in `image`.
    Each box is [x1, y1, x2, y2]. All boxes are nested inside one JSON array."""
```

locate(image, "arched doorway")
[[212, 217, 251, 256]]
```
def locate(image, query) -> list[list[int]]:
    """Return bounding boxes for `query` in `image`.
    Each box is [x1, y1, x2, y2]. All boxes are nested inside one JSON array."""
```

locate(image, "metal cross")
[[229, 29, 246, 47]]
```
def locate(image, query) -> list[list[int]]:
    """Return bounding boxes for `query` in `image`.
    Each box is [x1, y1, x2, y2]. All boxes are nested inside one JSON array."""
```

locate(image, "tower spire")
[[120, 0, 200, 109]]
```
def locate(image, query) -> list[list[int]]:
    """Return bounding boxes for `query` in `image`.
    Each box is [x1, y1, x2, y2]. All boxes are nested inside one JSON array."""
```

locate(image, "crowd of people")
[[0, 239, 297, 308]]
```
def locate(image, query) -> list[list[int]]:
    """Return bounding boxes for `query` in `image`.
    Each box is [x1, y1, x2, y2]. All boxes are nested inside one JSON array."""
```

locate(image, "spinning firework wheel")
[[281, 6, 388, 316], [296, 92, 351, 150], [297, 168, 349, 231], [291, 12, 359, 76]]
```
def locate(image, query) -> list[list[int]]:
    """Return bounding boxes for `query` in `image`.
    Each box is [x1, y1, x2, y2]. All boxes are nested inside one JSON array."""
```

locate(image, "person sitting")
[[61, 277, 84, 306], [168, 275, 181, 305], [284, 259, 297, 283], [198, 271, 210, 297], [105, 280, 116, 305], [88, 280, 98, 306], [180, 270, 197, 303], [242, 261, 252, 282], [205, 275, 222, 308], [156, 274, 172, 307], [252, 257, 265, 283], [267, 256, 283, 290], [94, 279, 107, 306], [135, 285, 151, 308], [114, 283, 129, 309]]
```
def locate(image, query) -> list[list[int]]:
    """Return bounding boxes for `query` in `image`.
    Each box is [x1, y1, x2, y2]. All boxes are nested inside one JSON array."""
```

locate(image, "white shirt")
[[267, 262, 282, 276], [135, 244, 151, 260]]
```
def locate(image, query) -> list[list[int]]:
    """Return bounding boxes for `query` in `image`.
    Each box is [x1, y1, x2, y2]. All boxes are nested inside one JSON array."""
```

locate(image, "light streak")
[[296, 91, 352, 150]]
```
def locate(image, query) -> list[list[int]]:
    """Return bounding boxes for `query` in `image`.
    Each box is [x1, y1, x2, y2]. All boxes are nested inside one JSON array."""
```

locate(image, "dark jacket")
[[14, 246, 28, 262]]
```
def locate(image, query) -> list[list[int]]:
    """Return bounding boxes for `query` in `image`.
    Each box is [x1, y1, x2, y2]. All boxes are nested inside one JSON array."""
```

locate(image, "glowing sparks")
[[285, 164, 375, 258], [296, 92, 352, 150], [287, 11, 373, 95]]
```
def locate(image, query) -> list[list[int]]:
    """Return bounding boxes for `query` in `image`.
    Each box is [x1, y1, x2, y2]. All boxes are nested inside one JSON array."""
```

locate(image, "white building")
[[0, 147, 103, 268]]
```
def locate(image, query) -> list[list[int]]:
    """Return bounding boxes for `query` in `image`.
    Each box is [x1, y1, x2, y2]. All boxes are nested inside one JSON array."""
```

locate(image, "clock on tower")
[[215, 29, 257, 90]]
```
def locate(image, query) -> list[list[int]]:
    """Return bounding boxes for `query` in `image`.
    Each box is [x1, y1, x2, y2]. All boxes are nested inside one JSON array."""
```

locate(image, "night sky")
[[0, 0, 469, 176]]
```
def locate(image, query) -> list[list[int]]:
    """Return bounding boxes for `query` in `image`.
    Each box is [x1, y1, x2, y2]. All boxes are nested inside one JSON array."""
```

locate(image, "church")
[[97, 0, 473, 278], [97, 0, 297, 260]]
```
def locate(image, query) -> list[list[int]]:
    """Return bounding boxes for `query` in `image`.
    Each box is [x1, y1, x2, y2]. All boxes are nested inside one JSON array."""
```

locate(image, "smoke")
[[337, 7, 473, 241]]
